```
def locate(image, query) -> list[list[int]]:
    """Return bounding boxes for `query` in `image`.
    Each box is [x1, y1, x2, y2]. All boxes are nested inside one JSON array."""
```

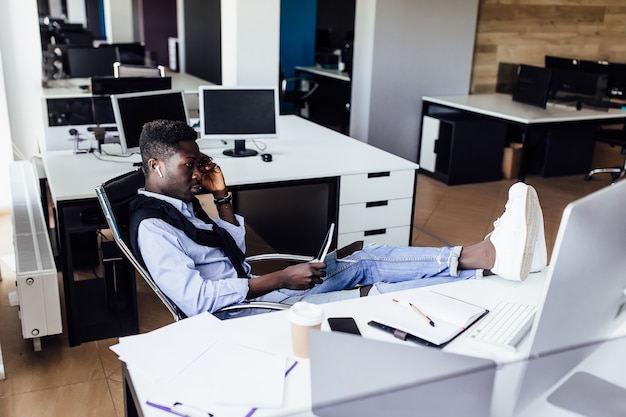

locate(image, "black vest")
[[129, 194, 248, 277]]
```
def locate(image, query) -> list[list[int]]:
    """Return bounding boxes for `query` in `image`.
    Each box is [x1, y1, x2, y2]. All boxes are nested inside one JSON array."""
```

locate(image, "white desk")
[[421, 93, 626, 182], [121, 271, 626, 417], [42, 115, 418, 346]]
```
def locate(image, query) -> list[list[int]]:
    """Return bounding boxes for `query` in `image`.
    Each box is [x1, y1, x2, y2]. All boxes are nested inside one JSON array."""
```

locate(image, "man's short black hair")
[[139, 119, 197, 171]]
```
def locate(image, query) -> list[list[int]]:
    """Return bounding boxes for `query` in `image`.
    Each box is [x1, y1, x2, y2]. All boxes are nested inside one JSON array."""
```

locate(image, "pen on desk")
[[409, 302, 435, 327], [392, 298, 435, 327], [146, 400, 213, 417]]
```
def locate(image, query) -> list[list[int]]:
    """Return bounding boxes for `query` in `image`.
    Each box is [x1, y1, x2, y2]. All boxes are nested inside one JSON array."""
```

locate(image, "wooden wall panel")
[[471, 0, 626, 93]]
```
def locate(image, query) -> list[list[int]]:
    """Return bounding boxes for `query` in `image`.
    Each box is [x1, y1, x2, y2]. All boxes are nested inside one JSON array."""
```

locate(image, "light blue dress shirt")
[[136, 189, 251, 316]]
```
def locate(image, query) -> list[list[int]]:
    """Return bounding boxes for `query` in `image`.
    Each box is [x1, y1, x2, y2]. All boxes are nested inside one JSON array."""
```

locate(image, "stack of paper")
[[110, 312, 294, 416]]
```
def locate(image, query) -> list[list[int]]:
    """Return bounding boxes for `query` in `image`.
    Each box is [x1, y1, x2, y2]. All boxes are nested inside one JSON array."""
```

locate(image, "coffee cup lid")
[[288, 301, 324, 326]]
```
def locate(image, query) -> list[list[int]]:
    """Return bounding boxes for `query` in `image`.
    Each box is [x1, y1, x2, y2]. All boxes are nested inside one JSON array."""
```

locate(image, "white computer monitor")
[[512, 179, 626, 414], [198, 85, 279, 157], [111, 89, 189, 155]]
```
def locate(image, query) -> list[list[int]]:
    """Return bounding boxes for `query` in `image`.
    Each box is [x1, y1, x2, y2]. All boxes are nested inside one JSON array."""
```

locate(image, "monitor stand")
[[223, 139, 258, 157]]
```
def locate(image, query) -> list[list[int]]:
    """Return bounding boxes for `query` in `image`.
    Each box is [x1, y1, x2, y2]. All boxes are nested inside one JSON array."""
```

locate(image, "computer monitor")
[[512, 64, 552, 108], [544, 55, 579, 71], [547, 68, 608, 105], [99, 42, 146, 65], [199, 85, 279, 157], [495, 62, 520, 94], [90, 76, 172, 95], [65, 45, 118, 78], [111, 90, 189, 155], [579, 59, 626, 98], [512, 180, 626, 414]]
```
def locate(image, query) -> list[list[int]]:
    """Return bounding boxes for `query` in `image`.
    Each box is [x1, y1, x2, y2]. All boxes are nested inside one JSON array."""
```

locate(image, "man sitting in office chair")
[[129, 119, 547, 318]]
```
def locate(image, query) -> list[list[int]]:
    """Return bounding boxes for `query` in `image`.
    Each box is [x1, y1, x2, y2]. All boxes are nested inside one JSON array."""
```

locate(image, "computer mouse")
[[261, 153, 273, 162]]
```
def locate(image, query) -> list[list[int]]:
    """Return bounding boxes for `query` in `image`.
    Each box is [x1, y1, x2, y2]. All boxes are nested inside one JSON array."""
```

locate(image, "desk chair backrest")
[[113, 61, 166, 78], [95, 169, 187, 321], [279, 67, 319, 115]]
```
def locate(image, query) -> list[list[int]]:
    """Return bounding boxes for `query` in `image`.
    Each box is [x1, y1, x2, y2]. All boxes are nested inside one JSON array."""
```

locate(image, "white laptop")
[[309, 330, 496, 417], [511, 180, 626, 414]]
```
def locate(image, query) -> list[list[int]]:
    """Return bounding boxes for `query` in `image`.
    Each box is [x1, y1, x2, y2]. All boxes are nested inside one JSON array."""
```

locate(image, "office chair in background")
[[584, 125, 626, 183], [95, 169, 310, 322], [279, 68, 319, 116], [113, 61, 166, 78]]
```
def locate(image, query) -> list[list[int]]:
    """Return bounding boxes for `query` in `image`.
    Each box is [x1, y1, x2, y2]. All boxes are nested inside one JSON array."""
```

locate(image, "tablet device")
[[312, 223, 335, 262]]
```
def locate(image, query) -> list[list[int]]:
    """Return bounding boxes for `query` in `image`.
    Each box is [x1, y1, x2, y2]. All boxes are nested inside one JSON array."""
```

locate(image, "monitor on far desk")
[[512, 64, 552, 109], [110, 89, 189, 156]]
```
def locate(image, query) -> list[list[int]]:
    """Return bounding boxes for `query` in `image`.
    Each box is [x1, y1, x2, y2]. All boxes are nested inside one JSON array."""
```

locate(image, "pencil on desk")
[[392, 298, 435, 327]]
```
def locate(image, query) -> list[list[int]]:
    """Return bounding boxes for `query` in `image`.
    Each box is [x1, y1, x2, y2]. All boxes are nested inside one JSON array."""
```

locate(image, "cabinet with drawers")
[[337, 169, 417, 247]]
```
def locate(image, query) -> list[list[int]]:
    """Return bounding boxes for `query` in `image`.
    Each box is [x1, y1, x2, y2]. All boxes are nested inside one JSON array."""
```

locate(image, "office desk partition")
[[420, 94, 626, 182], [43, 115, 418, 346]]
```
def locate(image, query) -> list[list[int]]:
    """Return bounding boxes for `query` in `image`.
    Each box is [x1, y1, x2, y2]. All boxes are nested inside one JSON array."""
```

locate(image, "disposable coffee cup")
[[288, 301, 324, 358]]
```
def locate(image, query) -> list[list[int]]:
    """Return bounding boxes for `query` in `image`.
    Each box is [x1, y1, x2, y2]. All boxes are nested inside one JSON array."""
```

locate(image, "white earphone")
[[155, 166, 163, 178]]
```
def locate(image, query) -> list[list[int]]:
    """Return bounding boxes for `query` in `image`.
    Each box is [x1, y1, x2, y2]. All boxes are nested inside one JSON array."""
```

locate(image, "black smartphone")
[[328, 317, 361, 335]]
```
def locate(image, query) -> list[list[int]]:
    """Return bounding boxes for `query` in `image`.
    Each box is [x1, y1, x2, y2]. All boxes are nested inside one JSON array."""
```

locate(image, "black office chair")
[[95, 169, 309, 321], [279, 68, 319, 116], [584, 126, 626, 184]]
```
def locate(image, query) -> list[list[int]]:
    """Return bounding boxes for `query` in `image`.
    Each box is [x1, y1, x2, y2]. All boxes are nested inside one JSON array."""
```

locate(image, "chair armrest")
[[215, 301, 290, 314], [245, 253, 314, 263], [281, 77, 319, 101]]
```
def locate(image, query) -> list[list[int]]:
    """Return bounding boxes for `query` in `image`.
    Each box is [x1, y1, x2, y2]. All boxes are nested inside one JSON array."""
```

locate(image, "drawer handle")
[[366, 200, 388, 208], [364, 228, 386, 236], [367, 171, 390, 178]]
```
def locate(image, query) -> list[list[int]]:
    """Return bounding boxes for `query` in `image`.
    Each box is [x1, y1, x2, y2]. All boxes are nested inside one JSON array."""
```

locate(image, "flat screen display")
[[65, 46, 118, 78], [199, 85, 279, 157], [111, 90, 189, 155], [512, 64, 552, 108], [200, 86, 279, 138]]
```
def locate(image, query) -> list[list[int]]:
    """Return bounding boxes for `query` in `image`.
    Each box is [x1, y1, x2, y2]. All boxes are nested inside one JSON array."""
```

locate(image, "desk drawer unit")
[[338, 170, 416, 247]]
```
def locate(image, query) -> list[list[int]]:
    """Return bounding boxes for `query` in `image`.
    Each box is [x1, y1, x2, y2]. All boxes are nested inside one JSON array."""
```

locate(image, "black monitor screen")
[[91, 96, 115, 125], [545, 55, 579, 71], [200, 87, 278, 138], [580, 60, 626, 98], [65, 46, 118, 77], [512, 64, 552, 108], [111, 90, 189, 154], [548, 68, 608, 102], [99, 42, 146, 65]]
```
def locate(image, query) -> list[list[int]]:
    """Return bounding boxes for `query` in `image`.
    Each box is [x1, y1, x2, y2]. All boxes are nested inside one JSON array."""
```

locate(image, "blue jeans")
[[254, 241, 479, 305]]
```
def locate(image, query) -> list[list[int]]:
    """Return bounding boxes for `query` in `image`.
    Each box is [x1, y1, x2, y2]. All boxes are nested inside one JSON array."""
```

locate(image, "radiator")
[[9, 161, 62, 351]]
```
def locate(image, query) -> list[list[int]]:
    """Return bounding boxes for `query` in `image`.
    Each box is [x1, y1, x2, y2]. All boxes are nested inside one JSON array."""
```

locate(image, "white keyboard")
[[466, 301, 536, 351]]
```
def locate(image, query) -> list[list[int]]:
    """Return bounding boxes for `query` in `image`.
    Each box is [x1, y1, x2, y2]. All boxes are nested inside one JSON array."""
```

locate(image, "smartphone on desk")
[[328, 317, 361, 335]]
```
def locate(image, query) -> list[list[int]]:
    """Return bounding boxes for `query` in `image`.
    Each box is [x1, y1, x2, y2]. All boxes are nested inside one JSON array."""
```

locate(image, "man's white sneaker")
[[530, 206, 547, 273], [489, 182, 541, 281]]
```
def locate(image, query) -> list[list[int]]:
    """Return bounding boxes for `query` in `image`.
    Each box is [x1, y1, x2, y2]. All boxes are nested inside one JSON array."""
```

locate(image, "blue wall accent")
[[280, 0, 317, 78]]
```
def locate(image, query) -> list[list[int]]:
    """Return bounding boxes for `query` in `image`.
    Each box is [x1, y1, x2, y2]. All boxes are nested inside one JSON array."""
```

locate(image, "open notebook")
[[370, 290, 488, 346]]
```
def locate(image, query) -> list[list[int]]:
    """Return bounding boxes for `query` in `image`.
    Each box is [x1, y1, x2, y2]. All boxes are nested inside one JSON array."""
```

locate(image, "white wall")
[[103, 0, 135, 43], [0, 53, 13, 210], [221, 0, 280, 86], [66, 0, 87, 26], [0, 1, 44, 209], [350, 0, 479, 162]]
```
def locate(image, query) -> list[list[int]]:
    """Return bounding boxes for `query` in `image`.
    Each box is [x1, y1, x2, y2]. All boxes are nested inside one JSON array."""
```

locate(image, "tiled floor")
[[0, 155, 620, 416]]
